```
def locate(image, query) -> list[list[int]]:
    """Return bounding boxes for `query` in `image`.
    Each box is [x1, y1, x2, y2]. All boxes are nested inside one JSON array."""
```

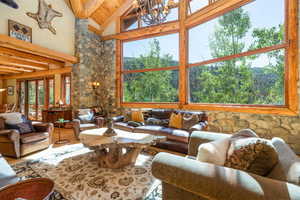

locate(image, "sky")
[[123, 0, 285, 68]]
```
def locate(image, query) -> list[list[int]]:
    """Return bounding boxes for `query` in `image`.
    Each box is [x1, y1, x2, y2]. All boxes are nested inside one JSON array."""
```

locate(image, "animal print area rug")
[[11, 144, 162, 200]]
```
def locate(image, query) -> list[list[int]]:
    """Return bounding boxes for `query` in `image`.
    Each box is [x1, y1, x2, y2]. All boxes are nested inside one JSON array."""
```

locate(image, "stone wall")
[[72, 19, 122, 115]]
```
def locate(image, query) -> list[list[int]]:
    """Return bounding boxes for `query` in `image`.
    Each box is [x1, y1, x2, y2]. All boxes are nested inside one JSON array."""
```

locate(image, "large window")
[[62, 74, 71, 105], [122, 34, 179, 103], [118, 0, 298, 115], [188, 0, 285, 105]]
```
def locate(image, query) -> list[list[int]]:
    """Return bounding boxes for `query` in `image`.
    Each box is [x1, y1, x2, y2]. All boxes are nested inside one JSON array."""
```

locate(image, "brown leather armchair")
[[72, 108, 104, 139], [0, 118, 54, 158]]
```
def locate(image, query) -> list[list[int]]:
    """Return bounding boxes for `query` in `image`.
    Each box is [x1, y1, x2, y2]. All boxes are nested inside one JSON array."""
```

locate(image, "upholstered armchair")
[[0, 117, 54, 158], [152, 131, 300, 200], [73, 108, 105, 139]]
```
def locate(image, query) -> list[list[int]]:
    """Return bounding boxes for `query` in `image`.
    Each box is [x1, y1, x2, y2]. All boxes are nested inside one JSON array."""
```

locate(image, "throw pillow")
[[5, 121, 35, 134], [182, 113, 199, 130], [196, 138, 231, 166], [146, 118, 169, 127], [78, 112, 93, 123], [123, 112, 132, 122], [224, 137, 279, 176], [169, 113, 182, 129], [127, 121, 143, 127], [131, 111, 144, 123]]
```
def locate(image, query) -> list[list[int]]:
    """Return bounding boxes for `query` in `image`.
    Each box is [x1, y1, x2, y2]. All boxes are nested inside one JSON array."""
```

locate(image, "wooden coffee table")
[[79, 128, 166, 169]]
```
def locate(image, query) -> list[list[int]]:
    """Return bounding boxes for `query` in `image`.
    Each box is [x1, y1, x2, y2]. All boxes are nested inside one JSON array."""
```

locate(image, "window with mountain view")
[[119, 0, 296, 114], [122, 33, 179, 103], [188, 0, 285, 105]]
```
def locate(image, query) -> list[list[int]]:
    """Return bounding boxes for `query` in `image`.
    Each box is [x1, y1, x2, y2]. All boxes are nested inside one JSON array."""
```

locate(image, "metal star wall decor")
[[26, 0, 63, 35]]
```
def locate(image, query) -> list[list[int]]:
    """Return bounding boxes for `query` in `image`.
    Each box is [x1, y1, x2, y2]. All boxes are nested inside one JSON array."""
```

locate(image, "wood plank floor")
[[5, 128, 184, 165]]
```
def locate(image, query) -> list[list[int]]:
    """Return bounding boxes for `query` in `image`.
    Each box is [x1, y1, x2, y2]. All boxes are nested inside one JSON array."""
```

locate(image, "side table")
[[55, 120, 70, 144]]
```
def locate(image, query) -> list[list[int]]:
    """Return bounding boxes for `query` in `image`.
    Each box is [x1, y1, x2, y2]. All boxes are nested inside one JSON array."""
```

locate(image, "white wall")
[[0, 0, 75, 55]]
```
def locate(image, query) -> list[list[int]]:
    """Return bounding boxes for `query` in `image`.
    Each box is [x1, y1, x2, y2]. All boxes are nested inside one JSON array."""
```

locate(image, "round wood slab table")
[[79, 128, 166, 169]]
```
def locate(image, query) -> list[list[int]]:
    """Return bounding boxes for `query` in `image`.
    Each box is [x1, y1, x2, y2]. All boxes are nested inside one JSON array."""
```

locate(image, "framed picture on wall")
[[7, 86, 14, 96], [8, 19, 32, 42]]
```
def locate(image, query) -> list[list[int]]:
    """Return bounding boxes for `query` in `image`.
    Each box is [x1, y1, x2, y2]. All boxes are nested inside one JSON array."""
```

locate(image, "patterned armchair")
[[73, 108, 104, 139]]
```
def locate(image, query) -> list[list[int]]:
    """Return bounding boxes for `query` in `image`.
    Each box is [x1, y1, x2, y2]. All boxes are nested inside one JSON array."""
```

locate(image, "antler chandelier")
[[133, 0, 176, 25]]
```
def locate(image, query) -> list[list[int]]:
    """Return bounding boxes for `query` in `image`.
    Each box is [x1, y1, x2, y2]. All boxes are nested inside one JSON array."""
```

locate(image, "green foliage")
[[124, 39, 178, 102], [124, 7, 284, 105]]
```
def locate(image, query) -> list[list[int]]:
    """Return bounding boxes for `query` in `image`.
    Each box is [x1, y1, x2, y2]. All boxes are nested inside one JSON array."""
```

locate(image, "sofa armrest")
[[112, 116, 124, 123], [152, 152, 300, 200], [72, 119, 80, 139], [189, 122, 208, 132], [188, 131, 231, 156], [0, 130, 20, 158]]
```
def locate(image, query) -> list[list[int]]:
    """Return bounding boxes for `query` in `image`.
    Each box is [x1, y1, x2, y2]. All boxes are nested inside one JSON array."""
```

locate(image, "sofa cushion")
[[79, 123, 97, 130], [225, 137, 279, 176], [20, 132, 49, 144], [146, 118, 169, 127], [134, 126, 189, 143], [197, 138, 230, 166], [127, 121, 143, 127], [148, 109, 173, 119], [113, 122, 135, 132]]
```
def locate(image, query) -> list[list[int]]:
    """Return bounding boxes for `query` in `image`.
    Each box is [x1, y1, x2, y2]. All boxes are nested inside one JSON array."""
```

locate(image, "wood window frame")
[[61, 73, 72, 105], [116, 0, 298, 116]]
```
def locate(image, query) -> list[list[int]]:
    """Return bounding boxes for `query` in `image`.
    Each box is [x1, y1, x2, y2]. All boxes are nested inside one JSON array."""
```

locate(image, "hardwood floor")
[[5, 128, 79, 165]]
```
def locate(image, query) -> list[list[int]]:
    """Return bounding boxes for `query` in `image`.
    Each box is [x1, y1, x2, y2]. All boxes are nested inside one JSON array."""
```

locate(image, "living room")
[[0, 0, 300, 199]]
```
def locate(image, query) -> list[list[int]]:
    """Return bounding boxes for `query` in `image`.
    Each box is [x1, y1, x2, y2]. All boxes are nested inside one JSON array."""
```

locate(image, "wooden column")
[[179, 0, 188, 108]]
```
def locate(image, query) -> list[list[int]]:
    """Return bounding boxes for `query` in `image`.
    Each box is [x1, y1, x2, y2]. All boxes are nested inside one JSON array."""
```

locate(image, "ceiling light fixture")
[[133, 0, 176, 26]]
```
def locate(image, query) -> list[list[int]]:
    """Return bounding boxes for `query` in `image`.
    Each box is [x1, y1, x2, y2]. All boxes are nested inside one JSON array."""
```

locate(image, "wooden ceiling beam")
[[100, 0, 135, 34], [0, 68, 21, 74], [0, 55, 49, 70], [0, 47, 64, 67], [0, 65, 33, 73], [1, 67, 72, 80], [102, 21, 180, 41], [0, 34, 78, 64], [88, 25, 103, 35], [70, 0, 105, 18]]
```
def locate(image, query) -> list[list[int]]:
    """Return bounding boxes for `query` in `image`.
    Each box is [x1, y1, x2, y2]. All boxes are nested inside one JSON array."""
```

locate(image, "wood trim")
[[102, 21, 180, 41], [0, 65, 33, 72], [121, 102, 178, 109], [186, 0, 254, 28], [0, 47, 64, 67], [69, 0, 105, 18], [285, 0, 299, 113], [88, 25, 103, 35], [100, 0, 135, 36], [188, 44, 287, 68], [179, 0, 188, 107], [1, 67, 72, 80], [0, 34, 78, 64], [116, 40, 122, 107], [0, 55, 49, 70], [122, 66, 179, 74]]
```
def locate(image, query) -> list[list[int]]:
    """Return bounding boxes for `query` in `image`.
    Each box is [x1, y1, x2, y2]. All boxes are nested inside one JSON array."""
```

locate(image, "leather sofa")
[[113, 110, 208, 154], [0, 118, 54, 158], [152, 131, 300, 200], [0, 154, 18, 188], [73, 108, 105, 139]]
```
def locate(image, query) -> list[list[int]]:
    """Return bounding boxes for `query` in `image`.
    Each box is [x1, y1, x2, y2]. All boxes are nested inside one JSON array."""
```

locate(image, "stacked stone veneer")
[[72, 18, 122, 115]]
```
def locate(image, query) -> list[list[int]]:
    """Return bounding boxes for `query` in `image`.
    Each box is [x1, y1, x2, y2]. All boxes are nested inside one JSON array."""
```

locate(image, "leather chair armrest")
[[152, 152, 300, 200], [189, 122, 208, 132], [95, 117, 105, 128], [112, 116, 124, 123], [0, 130, 20, 158], [72, 119, 80, 139], [188, 131, 231, 156]]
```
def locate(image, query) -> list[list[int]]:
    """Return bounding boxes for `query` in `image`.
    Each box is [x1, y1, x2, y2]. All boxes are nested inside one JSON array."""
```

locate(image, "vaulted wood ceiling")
[[69, 0, 134, 34]]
